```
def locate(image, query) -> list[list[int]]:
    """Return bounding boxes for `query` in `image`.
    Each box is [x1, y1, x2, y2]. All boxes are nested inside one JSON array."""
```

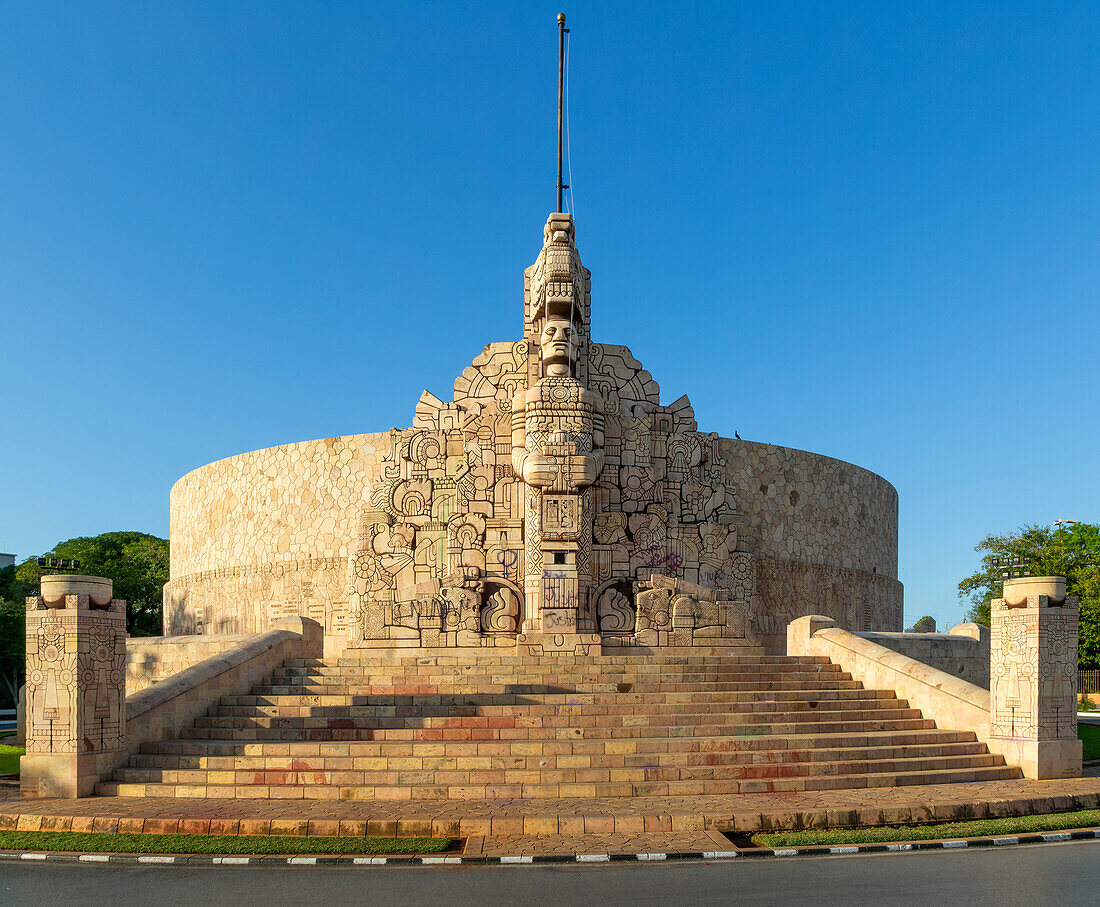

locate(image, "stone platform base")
[[19, 751, 125, 799], [5, 777, 1100, 839], [996, 737, 1085, 781]]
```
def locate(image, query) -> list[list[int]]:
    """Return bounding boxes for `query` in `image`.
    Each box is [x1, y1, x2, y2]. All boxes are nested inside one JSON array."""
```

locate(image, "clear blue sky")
[[2, 2, 1097, 630]]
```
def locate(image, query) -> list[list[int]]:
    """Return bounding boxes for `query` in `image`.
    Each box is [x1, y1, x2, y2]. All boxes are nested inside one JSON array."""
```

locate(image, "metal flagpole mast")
[[557, 13, 569, 213]]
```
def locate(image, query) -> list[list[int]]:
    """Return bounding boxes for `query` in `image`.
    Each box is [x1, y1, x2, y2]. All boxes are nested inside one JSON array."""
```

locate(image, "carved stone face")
[[540, 318, 578, 373]]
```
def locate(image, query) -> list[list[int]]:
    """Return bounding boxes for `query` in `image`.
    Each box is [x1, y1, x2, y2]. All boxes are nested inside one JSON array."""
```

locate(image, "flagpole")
[[557, 13, 568, 213]]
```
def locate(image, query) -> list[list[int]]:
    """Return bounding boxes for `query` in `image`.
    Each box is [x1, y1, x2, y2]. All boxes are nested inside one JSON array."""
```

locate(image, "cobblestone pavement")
[[463, 830, 733, 857], [3, 776, 1100, 840]]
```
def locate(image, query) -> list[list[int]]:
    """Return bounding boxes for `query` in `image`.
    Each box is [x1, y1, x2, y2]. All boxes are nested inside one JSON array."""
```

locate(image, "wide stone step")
[[226, 688, 895, 709], [209, 698, 913, 720], [138, 727, 981, 760], [250, 682, 871, 700], [180, 714, 937, 741], [194, 703, 924, 729], [128, 739, 992, 773], [266, 677, 849, 690], [281, 664, 843, 679], [261, 677, 862, 694], [284, 656, 843, 670], [95, 764, 1019, 800], [231, 684, 876, 704], [313, 655, 834, 668], [112, 751, 1005, 788], [274, 661, 847, 673], [263, 678, 861, 695]]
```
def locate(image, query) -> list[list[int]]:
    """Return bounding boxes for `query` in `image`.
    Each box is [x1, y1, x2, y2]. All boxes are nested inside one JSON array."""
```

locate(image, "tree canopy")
[[958, 522, 1100, 669], [13, 531, 169, 637], [0, 565, 27, 707]]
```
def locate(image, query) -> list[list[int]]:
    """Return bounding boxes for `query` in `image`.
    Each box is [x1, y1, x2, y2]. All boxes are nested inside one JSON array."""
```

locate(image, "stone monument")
[[157, 19, 904, 655], [165, 208, 903, 655], [17, 17, 1089, 804], [342, 211, 780, 655]]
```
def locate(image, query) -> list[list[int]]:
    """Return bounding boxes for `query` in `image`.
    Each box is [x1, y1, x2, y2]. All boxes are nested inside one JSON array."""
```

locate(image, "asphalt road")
[[2, 841, 1099, 907]]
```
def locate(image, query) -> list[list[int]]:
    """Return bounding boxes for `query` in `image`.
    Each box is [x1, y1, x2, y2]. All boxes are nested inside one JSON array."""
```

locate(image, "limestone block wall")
[[717, 440, 898, 575], [754, 561, 902, 654], [720, 441, 903, 652], [168, 432, 392, 576], [125, 635, 256, 694], [164, 432, 391, 653], [859, 626, 990, 688], [165, 424, 901, 654]]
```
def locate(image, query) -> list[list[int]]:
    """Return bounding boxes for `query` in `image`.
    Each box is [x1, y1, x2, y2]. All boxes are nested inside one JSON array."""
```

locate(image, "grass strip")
[[0, 745, 23, 776], [1079, 724, 1100, 761], [0, 830, 452, 855], [751, 808, 1100, 847]]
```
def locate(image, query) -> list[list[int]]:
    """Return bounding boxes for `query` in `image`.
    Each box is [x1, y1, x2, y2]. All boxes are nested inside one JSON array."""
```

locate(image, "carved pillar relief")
[[22, 575, 127, 798], [989, 577, 1082, 779]]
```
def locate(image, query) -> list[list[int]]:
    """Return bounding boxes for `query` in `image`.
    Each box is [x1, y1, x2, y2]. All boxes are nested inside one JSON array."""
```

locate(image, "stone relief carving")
[[24, 586, 127, 758], [990, 594, 1078, 741], [481, 582, 521, 634], [596, 583, 634, 635], [343, 212, 910, 652]]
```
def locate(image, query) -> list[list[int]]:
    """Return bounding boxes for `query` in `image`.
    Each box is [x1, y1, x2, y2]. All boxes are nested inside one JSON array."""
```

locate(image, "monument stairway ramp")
[[96, 653, 1018, 800]]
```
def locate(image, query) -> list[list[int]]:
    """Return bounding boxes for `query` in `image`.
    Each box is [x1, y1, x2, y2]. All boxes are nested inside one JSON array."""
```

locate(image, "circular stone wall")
[[165, 433, 900, 654]]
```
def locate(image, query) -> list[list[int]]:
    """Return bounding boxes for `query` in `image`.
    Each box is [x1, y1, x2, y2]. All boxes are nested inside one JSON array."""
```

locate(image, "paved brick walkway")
[[3, 776, 1100, 839], [464, 830, 734, 857]]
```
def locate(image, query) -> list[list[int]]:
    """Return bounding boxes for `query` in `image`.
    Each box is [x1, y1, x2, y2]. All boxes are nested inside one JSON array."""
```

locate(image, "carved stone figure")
[[509, 315, 606, 635]]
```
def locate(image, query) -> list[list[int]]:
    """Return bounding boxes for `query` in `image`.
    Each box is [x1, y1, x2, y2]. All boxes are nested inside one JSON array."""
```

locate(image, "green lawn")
[[0, 830, 452, 855], [0, 744, 23, 775], [752, 809, 1100, 848], [1079, 723, 1100, 761]]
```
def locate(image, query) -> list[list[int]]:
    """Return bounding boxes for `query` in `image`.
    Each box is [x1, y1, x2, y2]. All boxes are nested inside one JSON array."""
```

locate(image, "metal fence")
[[1081, 670, 1100, 695]]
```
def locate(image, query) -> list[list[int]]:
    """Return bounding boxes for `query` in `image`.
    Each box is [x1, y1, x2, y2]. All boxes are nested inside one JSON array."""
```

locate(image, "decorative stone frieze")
[[21, 575, 127, 797]]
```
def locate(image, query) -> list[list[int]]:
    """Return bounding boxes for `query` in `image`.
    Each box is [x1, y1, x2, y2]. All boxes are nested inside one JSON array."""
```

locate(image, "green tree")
[[13, 532, 169, 638], [0, 564, 33, 707], [908, 615, 937, 633], [958, 522, 1100, 669]]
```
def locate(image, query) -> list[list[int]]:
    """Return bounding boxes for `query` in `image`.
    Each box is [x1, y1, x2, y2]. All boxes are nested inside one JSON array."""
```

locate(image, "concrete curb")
[[1, 828, 1098, 866]]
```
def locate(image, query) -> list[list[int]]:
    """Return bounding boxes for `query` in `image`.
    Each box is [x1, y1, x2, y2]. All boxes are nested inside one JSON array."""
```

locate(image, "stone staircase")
[[96, 653, 1019, 800]]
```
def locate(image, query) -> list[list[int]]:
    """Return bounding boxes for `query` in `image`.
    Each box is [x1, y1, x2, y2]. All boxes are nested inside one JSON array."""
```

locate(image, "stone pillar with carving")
[[989, 576, 1082, 779], [21, 575, 128, 797], [512, 212, 604, 654]]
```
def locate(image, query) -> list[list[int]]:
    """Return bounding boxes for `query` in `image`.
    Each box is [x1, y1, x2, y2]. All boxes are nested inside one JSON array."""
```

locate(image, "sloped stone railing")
[[124, 617, 323, 760], [787, 615, 992, 739], [787, 608, 1081, 780]]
